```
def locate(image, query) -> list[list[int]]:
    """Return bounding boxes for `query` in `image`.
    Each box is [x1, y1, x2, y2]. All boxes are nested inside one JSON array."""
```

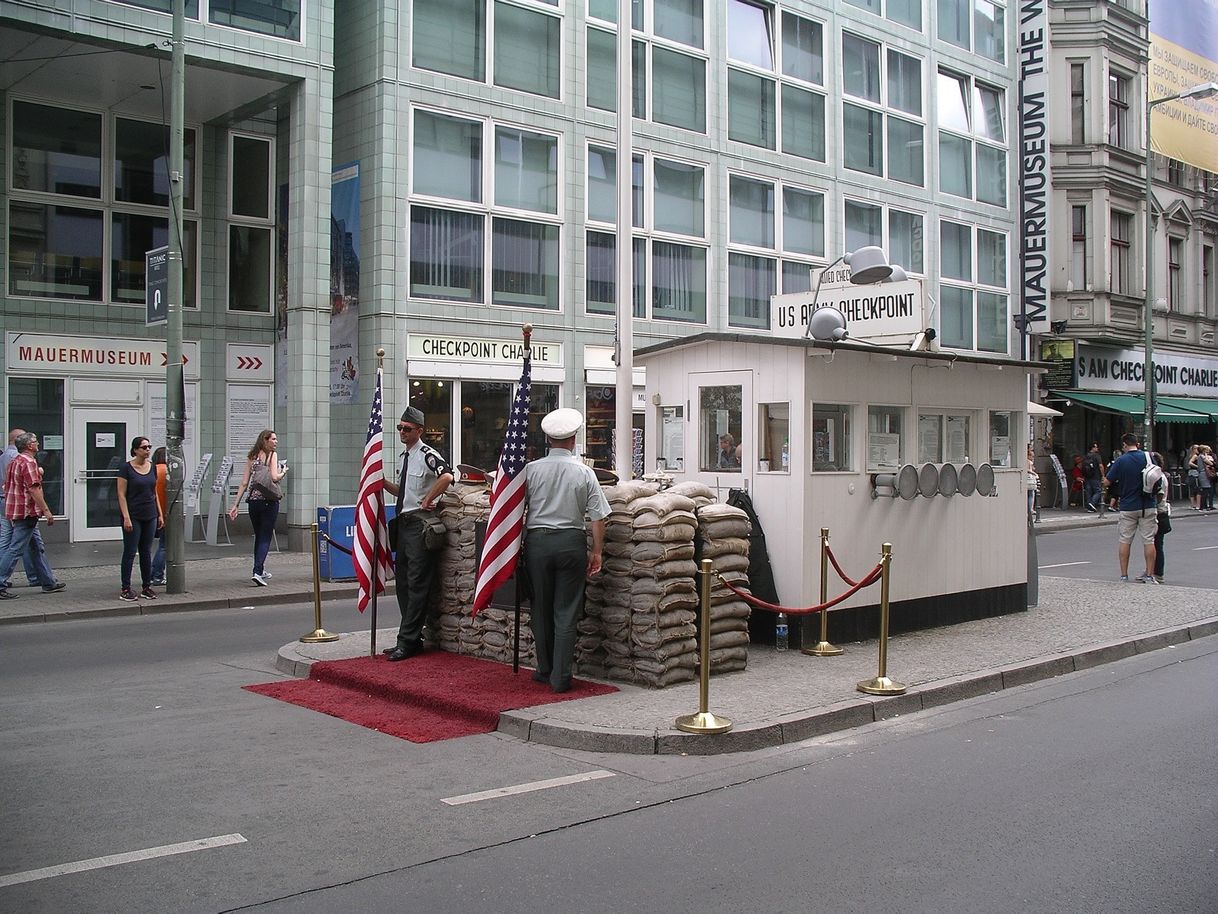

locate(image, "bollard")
[[857, 543, 905, 695], [300, 522, 340, 643], [803, 526, 844, 656], [675, 559, 733, 734]]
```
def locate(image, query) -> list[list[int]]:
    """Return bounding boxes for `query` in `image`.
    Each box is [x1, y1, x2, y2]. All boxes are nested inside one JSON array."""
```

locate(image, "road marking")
[[0, 834, 247, 888], [1038, 561, 1091, 569], [1194, 545, 1218, 551], [442, 770, 616, 806]]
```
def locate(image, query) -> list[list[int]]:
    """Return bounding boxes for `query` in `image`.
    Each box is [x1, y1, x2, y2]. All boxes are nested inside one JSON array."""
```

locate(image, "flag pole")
[[513, 324, 532, 674], [370, 347, 384, 657]]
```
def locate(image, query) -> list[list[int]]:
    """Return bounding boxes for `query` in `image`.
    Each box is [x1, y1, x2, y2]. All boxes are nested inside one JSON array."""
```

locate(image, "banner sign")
[[1076, 343, 1218, 397], [145, 246, 168, 327], [1149, 0, 1218, 173], [1017, 0, 1050, 335], [330, 161, 361, 404]]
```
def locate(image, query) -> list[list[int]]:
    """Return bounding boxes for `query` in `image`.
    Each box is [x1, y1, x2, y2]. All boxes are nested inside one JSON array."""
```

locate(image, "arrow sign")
[[236, 356, 264, 370]]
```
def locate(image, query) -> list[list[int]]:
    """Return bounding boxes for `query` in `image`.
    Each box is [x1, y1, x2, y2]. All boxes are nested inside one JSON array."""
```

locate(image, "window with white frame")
[[918, 410, 973, 463], [409, 110, 561, 310], [1168, 236, 1183, 312], [939, 220, 1008, 353], [843, 0, 921, 30], [414, 0, 561, 100], [585, 144, 645, 317], [989, 410, 1012, 466], [937, 0, 1004, 61], [725, 3, 827, 160], [841, 35, 924, 185], [867, 405, 904, 471], [936, 70, 1006, 205], [1110, 209, 1132, 295], [1108, 69, 1132, 149], [210, 0, 301, 41], [228, 133, 274, 313], [844, 200, 925, 274], [781, 186, 826, 292], [1071, 204, 1088, 290], [1204, 243, 1215, 318], [1070, 62, 1086, 144], [812, 403, 852, 471]]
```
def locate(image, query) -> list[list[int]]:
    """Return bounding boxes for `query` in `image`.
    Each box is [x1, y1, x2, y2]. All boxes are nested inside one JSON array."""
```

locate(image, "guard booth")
[[635, 333, 1043, 640]]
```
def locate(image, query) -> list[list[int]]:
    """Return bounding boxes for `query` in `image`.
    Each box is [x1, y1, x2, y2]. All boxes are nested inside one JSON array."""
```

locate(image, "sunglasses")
[[397, 424, 420, 432]]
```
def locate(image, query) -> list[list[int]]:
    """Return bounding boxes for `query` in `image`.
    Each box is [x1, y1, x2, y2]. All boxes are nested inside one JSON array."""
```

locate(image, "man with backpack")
[[1082, 443, 1105, 512], [1104, 433, 1162, 583]]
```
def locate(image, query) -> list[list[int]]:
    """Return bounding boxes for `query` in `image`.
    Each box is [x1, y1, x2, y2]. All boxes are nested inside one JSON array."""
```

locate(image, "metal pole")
[[613, 0, 634, 481], [164, 0, 187, 594], [804, 526, 842, 656], [1143, 97, 1158, 451], [674, 559, 732, 734], [301, 522, 338, 643], [857, 543, 905, 695]]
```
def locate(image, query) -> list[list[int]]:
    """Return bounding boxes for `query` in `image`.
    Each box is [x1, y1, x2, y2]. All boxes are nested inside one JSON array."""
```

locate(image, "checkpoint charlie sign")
[[771, 264, 925, 341]]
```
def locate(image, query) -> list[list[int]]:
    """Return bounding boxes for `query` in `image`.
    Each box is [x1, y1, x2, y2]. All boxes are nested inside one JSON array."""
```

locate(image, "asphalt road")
[[1036, 514, 1217, 588], [2, 604, 1215, 913]]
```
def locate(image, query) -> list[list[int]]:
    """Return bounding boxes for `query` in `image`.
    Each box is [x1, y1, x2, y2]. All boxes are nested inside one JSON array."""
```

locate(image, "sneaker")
[[1086, 503, 1096, 513], [1155, 576, 1164, 584], [0, 588, 16, 600], [1119, 575, 1129, 582], [150, 577, 167, 586], [140, 586, 158, 599], [251, 573, 268, 587], [1141, 575, 1159, 584], [41, 581, 66, 593], [119, 588, 139, 602]]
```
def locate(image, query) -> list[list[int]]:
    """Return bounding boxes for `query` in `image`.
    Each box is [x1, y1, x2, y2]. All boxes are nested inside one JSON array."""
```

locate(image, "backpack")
[[1083, 454, 1102, 479], [1141, 452, 1165, 496]]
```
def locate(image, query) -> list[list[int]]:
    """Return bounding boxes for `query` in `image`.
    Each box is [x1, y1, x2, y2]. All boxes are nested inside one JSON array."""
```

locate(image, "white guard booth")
[[635, 333, 1041, 639]]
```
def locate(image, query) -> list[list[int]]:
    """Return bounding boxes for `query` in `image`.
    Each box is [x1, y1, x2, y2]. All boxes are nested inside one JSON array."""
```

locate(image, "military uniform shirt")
[[397, 441, 453, 514], [523, 448, 611, 530]]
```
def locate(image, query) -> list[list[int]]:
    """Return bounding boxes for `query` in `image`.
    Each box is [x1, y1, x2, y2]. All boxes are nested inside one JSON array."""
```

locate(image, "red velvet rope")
[[713, 564, 882, 615], [825, 544, 863, 587]]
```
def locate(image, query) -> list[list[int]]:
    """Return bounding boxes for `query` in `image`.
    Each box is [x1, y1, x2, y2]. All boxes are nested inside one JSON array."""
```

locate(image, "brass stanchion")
[[857, 543, 905, 695], [675, 559, 733, 734], [803, 526, 843, 656], [300, 521, 339, 643]]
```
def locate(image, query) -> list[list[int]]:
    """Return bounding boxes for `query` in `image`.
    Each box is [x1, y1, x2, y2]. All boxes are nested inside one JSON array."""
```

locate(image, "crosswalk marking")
[[442, 770, 616, 806]]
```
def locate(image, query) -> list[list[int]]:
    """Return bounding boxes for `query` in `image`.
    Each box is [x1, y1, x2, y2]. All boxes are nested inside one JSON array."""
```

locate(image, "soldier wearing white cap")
[[522, 408, 611, 692], [383, 406, 454, 661]]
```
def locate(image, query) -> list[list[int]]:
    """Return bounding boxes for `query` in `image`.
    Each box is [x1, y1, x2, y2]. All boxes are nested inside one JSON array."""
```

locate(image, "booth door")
[[689, 371, 753, 475], [71, 408, 142, 542]]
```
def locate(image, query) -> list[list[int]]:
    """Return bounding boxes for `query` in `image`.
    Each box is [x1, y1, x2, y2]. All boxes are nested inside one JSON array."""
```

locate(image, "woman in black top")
[[116, 436, 163, 602]]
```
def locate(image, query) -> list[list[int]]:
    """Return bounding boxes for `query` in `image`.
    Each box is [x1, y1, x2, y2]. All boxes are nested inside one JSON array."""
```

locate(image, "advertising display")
[[1148, 0, 1218, 173]]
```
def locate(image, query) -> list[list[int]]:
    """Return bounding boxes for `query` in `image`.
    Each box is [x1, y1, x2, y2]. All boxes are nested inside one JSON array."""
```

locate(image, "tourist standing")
[[116, 437, 163, 601]]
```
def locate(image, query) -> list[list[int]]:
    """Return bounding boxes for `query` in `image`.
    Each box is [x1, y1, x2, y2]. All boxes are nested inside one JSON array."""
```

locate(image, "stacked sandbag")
[[694, 502, 753, 673]]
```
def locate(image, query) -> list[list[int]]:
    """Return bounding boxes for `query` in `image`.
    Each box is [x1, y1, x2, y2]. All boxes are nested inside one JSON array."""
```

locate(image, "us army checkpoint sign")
[[772, 265, 925, 343]]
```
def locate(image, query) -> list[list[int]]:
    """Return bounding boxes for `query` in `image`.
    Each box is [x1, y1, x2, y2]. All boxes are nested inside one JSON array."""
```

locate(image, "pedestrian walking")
[[381, 407, 453, 661], [1104, 433, 1159, 583], [523, 408, 611, 692], [1194, 445, 1216, 511], [150, 447, 169, 585], [0, 432, 64, 600], [116, 437, 163, 602], [0, 428, 63, 593], [1152, 453, 1171, 583], [1081, 443, 1105, 512], [228, 430, 287, 587]]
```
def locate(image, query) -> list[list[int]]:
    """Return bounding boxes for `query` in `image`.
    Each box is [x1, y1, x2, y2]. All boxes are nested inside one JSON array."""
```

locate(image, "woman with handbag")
[[228, 429, 287, 586], [116, 436, 163, 602]]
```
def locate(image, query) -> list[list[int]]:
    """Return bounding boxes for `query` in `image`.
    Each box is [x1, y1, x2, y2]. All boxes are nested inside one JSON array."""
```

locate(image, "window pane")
[[887, 117, 924, 186], [414, 110, 481, 202], [655, 0, 703, 48], [937, 72, 970, 131], [699, 385, 743, 472], [231, 135, 270, 219], [6, 378, 66, 514], [229, 225, 271, 312], [781, 12, 823, 84], [410, 206, 484, 302], [812, 404, 852, 471], [918, 413, 942, 463], [728, 0, 773, 69], [940, 221, 971, 280], [119, 0, 199, 13], [845, 200, 882, 251], [888, 0, 921, 29], [729, 176, 775, 248], [209, 0, 300, 40], [653, 159, 705, 236], [939, 133, 972, 197], [588, 0, 617, 22], [652, 47, 706, 132], [887, 50, 922, 115], [867, 406, 903, 471], [525, 383, 561, 461], [975, 0, 1005, 63], [491, 217, 559, 309], [977, 291, 1007, 353], [842, 33, 881, 102], [780, 85, 826, 161], [112, 213, 197, 309], [782, 260, 813, 293], [587, 28, 617, 111], [843, 103, 883, 176], [977, 229, 1006, 286], [845, 0, 881, 12], [937, 0, 969, 48], [888, 209, 924, 273], [976, 144, 1006, 205], [461, 381, 511, 470], [588, 146, 616, 223], [494, 128, 557, 214], [652, 242, 706, 322], [115, 119, 197, 210], [939, 285, 972, 349], [494, 3, 560, 98], [728, 70, 776, 149], [413, 0, 485, 81], [988, 411, 1011, 466], [8, 202, 103, 300], [783, 187, 825, 256], [12, 101, 102, 199], [585, 232, 645, 317], [633, 39, 648, 118], [974, 84, 1005, 140], [728, 252, 775, 329]]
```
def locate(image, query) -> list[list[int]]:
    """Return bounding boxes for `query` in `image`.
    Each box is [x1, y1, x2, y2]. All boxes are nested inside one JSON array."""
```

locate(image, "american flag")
[[472, 347, 532, 615], [354, 366, 392, 613]]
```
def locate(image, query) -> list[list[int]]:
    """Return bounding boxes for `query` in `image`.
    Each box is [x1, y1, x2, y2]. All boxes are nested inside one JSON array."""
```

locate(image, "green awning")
[[1049, 390, 1210, 424], [1158, 396, 1218, 421]]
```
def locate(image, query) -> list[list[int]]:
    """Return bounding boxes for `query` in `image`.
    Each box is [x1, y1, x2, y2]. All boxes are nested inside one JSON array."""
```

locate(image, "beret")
[[541, 407, 583, 439]]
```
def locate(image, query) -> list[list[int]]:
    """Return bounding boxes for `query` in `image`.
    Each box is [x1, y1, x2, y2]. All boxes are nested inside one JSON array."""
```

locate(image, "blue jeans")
[[151, 529, 166, 581], [248, 499, 279, 576], [1083, 478, 1103, 509], [0, 515, 54, 587], [0, 518, 40, 589], [121, 516, 157, 590]]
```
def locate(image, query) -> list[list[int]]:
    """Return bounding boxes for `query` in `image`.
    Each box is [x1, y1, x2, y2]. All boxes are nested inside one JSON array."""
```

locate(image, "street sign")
[[146, 245, 169, 327]]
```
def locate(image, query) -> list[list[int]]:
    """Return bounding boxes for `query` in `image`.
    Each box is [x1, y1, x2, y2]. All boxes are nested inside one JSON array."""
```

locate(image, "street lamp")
[[1143, 81, 1218, 449], [803, 246, 907, 339]]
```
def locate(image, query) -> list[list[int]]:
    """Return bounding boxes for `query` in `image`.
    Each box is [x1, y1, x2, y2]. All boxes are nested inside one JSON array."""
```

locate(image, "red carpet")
[[243, 652, 617, 743]]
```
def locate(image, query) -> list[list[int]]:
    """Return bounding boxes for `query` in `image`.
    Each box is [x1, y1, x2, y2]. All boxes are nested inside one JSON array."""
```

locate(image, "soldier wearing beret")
[[383, 407, 454, 661], [523, 408, 611, 692]]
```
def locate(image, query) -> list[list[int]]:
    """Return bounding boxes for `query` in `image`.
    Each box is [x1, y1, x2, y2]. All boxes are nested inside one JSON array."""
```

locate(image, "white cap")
[[541, 407, 583, 439]]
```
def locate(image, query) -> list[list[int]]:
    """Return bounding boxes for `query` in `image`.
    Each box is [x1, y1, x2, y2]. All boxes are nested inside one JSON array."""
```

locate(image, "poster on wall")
[[277, 182, 290, 409], [149, 382, 200, 473], [329, 162, 361, 404], [226, 384, 272, 465]]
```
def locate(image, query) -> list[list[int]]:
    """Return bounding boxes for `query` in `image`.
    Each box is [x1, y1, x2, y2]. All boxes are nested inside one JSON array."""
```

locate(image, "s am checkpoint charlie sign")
[[146, 246, 168, 327], [771, 263, 926, 343]]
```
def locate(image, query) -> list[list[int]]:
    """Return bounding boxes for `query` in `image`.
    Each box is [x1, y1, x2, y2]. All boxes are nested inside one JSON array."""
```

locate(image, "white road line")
[[0, 834, 247, 889], [1194, 545, 1218, 551], [442, 770, 616, 806], [1038, 561, 1091, 569]]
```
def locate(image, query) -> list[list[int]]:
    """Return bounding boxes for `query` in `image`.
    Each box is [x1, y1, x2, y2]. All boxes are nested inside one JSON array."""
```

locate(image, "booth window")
[[658, 405, 685, 471], [989, 411, 1012, 466], [812, 403, 852, 471], [867, 406, 903, 471], [918, 410, 972, 464], [758, 403, 790, 471], [700, 386, 743, 472]]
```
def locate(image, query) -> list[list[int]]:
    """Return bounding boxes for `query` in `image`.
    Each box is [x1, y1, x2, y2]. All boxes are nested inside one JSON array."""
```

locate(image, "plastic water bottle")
[[781, 438, 790, 471], [775, 612, 789, 652]]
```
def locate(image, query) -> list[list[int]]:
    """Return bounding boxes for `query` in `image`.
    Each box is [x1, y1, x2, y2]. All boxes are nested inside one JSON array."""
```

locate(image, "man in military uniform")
[[383, 407, 454, 660], [523, 408, 611, 692]]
